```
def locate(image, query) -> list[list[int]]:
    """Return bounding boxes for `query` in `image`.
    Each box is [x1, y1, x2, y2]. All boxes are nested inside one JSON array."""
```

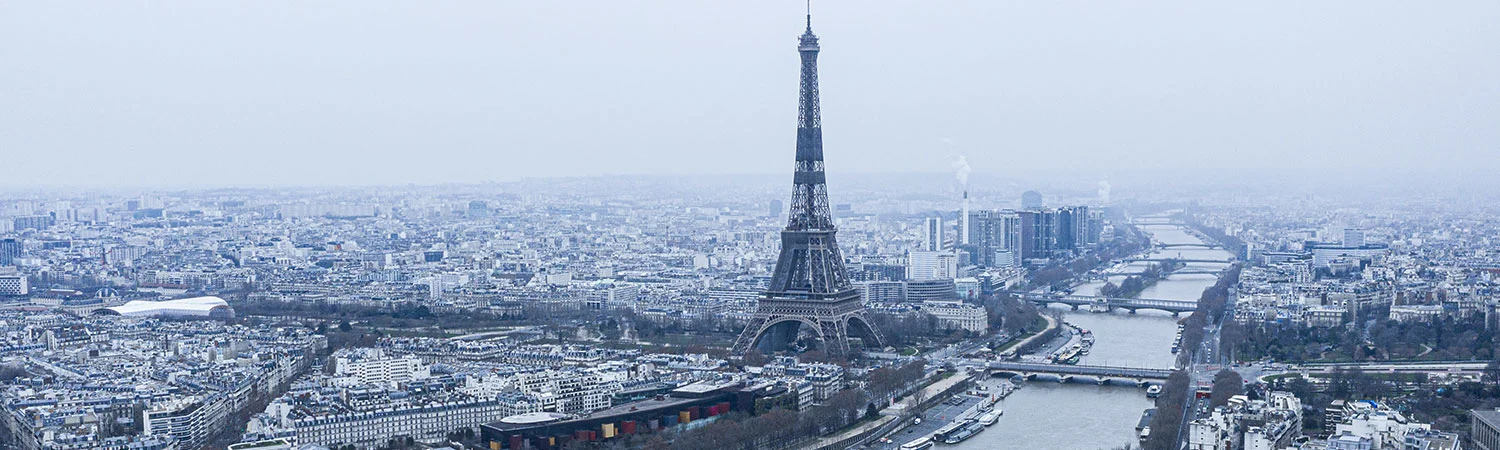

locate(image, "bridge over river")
[[1168, 267, 1229, 275], [1122, 257, 1231, 264], [1156, 243, 1222, 249], [1017, 293, 1199, 315], [986, 361, 1172, 385]]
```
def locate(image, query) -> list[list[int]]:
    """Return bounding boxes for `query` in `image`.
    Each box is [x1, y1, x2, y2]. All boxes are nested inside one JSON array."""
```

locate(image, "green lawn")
[[1306, 372, 1427, 383], [1262, 373, 1303, 383]]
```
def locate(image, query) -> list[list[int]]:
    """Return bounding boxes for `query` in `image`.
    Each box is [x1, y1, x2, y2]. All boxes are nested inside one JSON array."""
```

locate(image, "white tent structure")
[[98, 296, 234, 318]]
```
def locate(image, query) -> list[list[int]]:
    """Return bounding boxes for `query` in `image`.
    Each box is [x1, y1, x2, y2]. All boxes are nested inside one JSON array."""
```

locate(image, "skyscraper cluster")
[[959, 205, 1102, 267]]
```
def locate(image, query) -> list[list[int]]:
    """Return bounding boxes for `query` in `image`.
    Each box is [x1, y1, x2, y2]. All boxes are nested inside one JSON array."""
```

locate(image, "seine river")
[[950, 223, 1233, 450]]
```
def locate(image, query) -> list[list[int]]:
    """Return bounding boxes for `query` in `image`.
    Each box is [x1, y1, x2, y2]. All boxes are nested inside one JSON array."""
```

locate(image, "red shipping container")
[[509, 435, 523, 450], [622, 421, 637, 434], [689, 406, 700, 421]]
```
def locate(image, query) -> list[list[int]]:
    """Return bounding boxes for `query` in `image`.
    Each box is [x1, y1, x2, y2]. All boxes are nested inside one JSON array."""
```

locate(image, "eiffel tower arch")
[[733, 13, 883, 358], [733, 297, 886, 356]]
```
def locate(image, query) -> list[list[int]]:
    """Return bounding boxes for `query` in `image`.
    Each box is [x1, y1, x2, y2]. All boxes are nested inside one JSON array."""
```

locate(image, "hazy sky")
[[3, 1, 1497, 188]]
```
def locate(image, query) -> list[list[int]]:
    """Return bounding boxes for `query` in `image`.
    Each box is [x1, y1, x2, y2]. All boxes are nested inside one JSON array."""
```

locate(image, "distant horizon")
[[3, 166, 1498, 199], [3, 1, 1496, 188]]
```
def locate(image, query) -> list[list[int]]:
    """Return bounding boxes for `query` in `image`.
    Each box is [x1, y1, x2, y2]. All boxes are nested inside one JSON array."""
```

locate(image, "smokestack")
[[961, 190, 970, 245], [953, 155, 972, 246]]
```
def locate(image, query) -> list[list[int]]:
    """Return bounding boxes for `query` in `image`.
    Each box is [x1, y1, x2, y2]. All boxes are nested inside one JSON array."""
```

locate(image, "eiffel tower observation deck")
[[732, 12, 884, 358]]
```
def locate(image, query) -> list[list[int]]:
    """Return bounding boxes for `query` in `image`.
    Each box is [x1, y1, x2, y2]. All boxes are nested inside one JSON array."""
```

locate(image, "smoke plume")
[[952, 155, 972, 187]]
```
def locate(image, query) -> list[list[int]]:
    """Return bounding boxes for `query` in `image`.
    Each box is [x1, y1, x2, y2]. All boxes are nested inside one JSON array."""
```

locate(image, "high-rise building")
[[965, 210, 1012, 266], [1000, 211, 1022, 253], [468, 200, 490, 218], [732, 14, 883, 357], [12, 215, 54, 231], [1086, 209, 1104, 245], [922, 216, 944, 251], [769, 199, 784, 218], [964, 210, 994, 265], [907, 251, 958, 280], [0, 238, 19, 266], [1055, 207, 1078, 251], [1342, 228, 1365, 247], [962, 209, 1023, 267], [1054, 205, 1090, 251], [1018, 209, 1055, 260], [1021, 190, 1044, 210], [960, 191, 971, 245], [1005, 206, 1098, 261]]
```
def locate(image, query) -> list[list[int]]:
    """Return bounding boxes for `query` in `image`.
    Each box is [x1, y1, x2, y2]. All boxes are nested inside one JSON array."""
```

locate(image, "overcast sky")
[[2, 1, 1497, 188]]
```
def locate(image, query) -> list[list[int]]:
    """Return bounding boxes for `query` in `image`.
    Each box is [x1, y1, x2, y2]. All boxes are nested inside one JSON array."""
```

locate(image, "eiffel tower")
[[732, 12, 884, 358]]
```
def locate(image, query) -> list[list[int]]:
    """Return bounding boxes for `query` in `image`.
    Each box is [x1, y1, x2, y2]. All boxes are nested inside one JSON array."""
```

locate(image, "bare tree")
[[909, 385, 929, 412]]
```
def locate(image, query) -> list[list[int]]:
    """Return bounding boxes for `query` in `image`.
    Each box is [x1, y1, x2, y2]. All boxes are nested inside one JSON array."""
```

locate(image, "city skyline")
[[3, 4, 1500, 450]]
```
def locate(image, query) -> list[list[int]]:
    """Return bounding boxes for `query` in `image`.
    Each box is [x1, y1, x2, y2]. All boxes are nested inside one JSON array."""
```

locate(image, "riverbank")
[[831, 372, 974, 450], [995, 314, 1060, 357], [952, 221, 1235, 449], [1099, 260, 1177, 298]]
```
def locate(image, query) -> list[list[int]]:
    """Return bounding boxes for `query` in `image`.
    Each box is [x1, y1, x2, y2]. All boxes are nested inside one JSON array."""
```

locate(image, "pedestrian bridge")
[[987, 361, 1173, 385], [1019, 293, 1199, 315]]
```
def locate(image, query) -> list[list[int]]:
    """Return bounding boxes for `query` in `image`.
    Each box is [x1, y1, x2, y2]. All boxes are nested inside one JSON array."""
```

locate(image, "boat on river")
[[998, 382, 1015, 398], [1054, 345, 1083, 365], [938, 419, 985, 444], [899, 436, 933, 450], [978, 411, 1000, 426]]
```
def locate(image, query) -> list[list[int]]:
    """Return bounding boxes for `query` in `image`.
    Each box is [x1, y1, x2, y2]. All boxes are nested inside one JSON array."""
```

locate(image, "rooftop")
[[499, 411, 569, 425], [103, 296, 230, 317], [1473, 408, 1500, 428]]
